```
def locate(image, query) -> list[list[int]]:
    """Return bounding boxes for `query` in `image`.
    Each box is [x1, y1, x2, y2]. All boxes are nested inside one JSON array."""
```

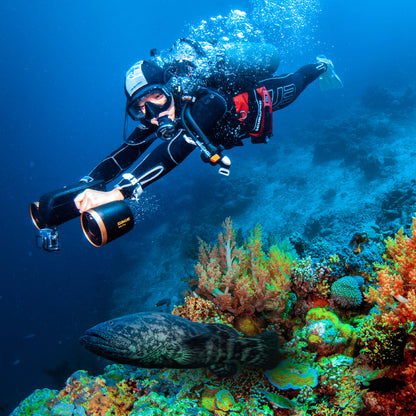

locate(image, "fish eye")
[[109, 321, 114, 326]]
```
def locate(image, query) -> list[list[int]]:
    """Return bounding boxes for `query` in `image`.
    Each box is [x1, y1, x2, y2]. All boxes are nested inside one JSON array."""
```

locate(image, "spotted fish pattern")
[[80, 312, 280, 376]]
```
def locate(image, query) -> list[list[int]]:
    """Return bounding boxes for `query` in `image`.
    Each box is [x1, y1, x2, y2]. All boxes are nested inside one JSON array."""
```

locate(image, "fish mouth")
[[79, 329, 109, 348], [79, 328, 131, 363]]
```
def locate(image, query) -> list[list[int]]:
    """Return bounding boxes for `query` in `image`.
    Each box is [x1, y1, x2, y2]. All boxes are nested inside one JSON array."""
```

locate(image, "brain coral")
[[331, 276, 363, 308]]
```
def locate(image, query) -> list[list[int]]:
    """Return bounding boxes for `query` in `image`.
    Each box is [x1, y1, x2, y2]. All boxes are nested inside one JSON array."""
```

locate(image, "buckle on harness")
[[250, 86, 273, 143], [233, 92, 249, 122]]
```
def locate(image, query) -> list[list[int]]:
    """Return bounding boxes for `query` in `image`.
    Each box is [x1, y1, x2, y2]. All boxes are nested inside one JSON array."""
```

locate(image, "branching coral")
[[357, 315, 407, 368], [359, 217, 416, 414], [172, 293, 232, 324], [195, 218, 293, 324], [366, 216, 416, 329], [291, 259, 333, 317]]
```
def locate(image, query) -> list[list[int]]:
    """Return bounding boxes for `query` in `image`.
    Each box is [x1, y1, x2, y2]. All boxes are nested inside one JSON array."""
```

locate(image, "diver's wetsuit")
[[84, 63, 326, 197]]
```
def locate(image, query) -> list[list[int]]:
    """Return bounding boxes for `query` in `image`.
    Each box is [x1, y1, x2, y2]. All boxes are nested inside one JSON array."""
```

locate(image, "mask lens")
[[127, 87, 171, 121], [127, 99, 145, 121]]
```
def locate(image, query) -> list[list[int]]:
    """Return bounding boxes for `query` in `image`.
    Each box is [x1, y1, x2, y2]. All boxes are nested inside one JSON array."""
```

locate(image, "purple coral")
[[331, 276, 363, 308]]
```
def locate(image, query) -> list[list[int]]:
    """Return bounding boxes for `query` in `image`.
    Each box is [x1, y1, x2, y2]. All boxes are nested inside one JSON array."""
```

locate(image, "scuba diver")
[[73, 41, 342, 214], [30, 40, 343, 250]]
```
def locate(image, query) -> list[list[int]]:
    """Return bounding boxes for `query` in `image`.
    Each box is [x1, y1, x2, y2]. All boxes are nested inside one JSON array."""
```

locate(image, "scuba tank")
[[155, 39, 281, 91], [221, 42, 280, 78]]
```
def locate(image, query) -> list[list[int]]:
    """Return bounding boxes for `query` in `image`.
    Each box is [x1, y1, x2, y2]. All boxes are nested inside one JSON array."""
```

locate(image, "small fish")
[[258, 389, 296, 409], [80, 312, 280, 377], [155, 298, 170, 307]]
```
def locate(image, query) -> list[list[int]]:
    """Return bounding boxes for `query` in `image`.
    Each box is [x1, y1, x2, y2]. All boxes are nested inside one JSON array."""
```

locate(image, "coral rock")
[[265, 358, 318, 390], [331, 275, 363, 309]]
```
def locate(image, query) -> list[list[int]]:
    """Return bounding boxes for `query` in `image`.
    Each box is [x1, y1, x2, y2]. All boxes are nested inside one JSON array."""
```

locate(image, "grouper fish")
[[79, 312, 280, 377]]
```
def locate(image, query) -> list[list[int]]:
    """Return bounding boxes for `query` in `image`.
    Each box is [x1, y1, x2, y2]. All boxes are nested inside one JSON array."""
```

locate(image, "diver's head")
[[124, 60, 176, 139]]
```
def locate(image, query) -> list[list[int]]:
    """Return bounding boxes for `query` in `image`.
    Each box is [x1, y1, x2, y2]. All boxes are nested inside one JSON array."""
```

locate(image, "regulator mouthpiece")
[[157, 116, 176, 140]]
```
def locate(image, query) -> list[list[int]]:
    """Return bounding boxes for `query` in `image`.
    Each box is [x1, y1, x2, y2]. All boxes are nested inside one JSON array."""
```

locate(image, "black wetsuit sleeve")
[[82, 127, 156, 184], [258, 62, 327, 110], [116, 131, 197, 197]]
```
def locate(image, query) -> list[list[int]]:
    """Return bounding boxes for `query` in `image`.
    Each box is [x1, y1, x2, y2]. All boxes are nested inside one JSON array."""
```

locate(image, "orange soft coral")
[[366, 217, 416, 329], [172, 293, 233, 324], [195, 218, 292, 324]]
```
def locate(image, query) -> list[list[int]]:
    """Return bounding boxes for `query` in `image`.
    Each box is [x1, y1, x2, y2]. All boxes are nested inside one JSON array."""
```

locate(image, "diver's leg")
[[258, 62, 327, 111]]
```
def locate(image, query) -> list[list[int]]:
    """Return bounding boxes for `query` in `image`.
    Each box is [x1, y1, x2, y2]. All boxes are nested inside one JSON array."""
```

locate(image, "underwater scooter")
[[30, 180, 105, 251], [30, 179, 139, 251]]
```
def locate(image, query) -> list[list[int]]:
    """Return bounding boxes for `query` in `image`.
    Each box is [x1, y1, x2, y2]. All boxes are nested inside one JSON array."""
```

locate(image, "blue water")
[[1, 0, 416, 413]]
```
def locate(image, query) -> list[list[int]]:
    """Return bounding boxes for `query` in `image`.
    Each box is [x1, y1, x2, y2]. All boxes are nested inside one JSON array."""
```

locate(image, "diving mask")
[[126, 85, 173, 121]]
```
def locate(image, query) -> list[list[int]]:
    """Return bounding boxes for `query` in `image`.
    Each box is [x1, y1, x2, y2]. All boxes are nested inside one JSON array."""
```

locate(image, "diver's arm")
[[74, 127, 157, 212], [82, 128, 157, 184], [258, 63, 328, 111], [115, 131, 197, 198]]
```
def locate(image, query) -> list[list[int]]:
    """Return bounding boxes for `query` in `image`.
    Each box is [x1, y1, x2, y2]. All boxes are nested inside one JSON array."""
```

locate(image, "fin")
[[173, 349, 196, 366], [204, 323, 239, 339], [176, 334, 215, 366], [316, 55, 343, 91], [238, 331, 280, 369], [208, 362, 239, 377], [184, 333, 214, 349]]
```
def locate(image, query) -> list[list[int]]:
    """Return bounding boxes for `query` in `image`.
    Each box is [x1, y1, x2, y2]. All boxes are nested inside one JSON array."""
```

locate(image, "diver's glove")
[[316, 55, 343, 91]]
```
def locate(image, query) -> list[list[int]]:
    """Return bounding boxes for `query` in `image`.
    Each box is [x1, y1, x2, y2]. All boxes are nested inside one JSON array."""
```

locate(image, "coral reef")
[[12, 217, 416, 416], [172, 294, 231, 324], [302, 308, 357, 357]]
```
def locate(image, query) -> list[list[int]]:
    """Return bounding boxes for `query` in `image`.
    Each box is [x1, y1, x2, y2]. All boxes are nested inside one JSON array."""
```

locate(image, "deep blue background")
[[1, 0, 415, 413]]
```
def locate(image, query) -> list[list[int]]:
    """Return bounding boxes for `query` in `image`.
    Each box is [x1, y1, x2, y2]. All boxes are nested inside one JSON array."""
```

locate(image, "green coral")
[[357, 314, 408, 367], [330, 276, 363, 309], [316, 355, 364, 415], [305, 308, 357, 356], [131, 391, 208, 415], [10, 389, 58, 416], [265, 358, 318, 390]]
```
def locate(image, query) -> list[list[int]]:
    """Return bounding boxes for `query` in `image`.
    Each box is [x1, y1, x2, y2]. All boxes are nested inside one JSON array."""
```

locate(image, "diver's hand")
[[74, 188, 124, 213]]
